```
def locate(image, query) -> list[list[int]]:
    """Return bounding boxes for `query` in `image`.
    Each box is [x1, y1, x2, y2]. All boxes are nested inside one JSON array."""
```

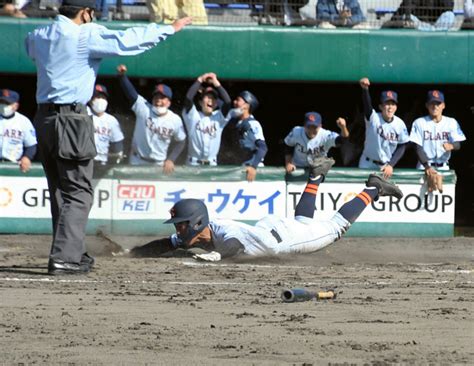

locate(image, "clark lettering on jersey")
[[377, 126, 399, 141], [424, 131, 450, 141], [196, 121, 218, 137], [146, 118, 175, 138]]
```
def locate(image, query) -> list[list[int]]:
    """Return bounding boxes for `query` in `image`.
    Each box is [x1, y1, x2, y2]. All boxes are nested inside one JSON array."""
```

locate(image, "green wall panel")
[[1, 18, 473, 84]]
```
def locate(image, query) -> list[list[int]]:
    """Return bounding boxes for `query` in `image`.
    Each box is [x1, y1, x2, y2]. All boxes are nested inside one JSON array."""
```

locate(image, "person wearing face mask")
[[409, 90, 466, 191], [358, 77, 409, 179], [117, 64, 186, 172], [182, 72, 231, 167], [0, 89, 37, 173], [218, 91, 267, 182], [25, 0, 191, 275], [88, 84, 124, 166], [284, 112, 349, 175]]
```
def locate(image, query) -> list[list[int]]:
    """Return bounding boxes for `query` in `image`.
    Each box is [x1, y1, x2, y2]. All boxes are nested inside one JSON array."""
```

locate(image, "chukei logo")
[[117, 184, 155, 213]]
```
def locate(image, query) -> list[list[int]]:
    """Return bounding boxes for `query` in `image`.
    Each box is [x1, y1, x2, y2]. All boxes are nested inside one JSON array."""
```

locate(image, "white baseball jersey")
[[359, 109, 409, 168], [0, 112, 37, 162], [209, 212, 349, 256], [89, 110, 124, 163], [131, 95, 186, 163], [410, 115, 466, 169], [284, 126, 339, 167], [182, 104, 228, 165]]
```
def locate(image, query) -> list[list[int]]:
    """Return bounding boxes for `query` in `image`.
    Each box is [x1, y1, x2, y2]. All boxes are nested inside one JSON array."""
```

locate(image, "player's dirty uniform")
[[206, 214, 349, 256], [132, 158, 404, 261]]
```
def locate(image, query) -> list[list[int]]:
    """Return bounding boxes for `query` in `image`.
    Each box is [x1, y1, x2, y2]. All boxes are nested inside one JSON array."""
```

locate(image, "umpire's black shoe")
[[308, 157, 335, 180], [366, 174, 403, 199], [48, 259, 90, 275], [80, 253, 95, 268]]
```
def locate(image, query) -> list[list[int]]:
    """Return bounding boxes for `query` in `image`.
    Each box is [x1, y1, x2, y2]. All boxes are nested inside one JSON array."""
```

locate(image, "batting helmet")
[[239, 91, 259, 113], [164, 199, 209, 245]]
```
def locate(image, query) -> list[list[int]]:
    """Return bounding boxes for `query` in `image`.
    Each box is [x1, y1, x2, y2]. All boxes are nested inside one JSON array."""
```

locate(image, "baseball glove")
[[425, 169, 443, 193]]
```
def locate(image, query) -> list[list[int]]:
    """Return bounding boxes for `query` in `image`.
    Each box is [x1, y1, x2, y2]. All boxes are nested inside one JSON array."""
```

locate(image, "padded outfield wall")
[[0, 18, 473, 84]]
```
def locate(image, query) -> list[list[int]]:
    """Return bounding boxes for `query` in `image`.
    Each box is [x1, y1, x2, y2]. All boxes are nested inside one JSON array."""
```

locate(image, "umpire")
[[25, 0, 191, 275]]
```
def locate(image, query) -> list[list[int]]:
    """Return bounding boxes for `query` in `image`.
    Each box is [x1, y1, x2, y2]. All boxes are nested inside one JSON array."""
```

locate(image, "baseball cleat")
[[308, 157, 335, 179], [366, 174, 403, 199]]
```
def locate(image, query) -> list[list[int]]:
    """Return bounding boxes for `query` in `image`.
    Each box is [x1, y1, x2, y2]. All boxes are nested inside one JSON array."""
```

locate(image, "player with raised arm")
[[131, 158, 403, 261], [182, 72, 231, 166], [117, 64, 186, 174], [284, 111, 349, 174], [358, 77, 409, 179]]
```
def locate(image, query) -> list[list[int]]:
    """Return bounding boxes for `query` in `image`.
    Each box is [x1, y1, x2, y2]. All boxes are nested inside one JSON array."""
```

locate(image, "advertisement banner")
[[287, 183, 455, 224], [0, 177, 113, 220], [112, 180, 287, 221], [0, 177, 287, 221]]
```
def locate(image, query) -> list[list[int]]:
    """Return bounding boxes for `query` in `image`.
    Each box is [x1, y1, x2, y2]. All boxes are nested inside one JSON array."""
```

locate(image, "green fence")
[[1, 18, 473, 83]]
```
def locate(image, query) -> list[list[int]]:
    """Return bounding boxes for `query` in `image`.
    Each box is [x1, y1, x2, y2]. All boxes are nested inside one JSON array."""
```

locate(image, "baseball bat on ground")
[[281, 288, 336, 303]]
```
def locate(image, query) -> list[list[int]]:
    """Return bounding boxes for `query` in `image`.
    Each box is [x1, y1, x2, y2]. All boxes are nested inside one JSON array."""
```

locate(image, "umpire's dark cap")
[[426, 90, 444, 103], [380, 90, 398, 104], [62, 0, 96, 8], [0, 89, 19, 104], [93, 84, 109, 98], [304, 112, 322, 127], [239, 90, 259, 112], [153, 83, 173, 99]]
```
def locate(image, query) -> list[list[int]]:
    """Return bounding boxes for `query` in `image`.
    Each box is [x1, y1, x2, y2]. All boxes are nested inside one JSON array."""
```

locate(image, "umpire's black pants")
[[34, 103, 94, 264]]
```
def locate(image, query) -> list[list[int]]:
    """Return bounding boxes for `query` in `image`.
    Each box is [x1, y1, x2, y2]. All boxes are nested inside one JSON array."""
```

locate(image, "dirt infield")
[[0, 234, 472, 364]]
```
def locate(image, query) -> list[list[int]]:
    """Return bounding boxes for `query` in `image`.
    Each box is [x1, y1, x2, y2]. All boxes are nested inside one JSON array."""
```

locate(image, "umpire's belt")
[[365, 157, 386, 166], [38, 103, 78, 113], [270, 229, 282, 243]]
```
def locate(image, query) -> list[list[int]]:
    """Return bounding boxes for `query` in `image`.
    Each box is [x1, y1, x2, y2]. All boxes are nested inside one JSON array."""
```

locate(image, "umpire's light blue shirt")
[[25, 15, 175, 105]]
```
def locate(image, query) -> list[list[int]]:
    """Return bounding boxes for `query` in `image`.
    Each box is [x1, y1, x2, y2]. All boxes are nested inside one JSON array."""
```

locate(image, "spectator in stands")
[[316, 0, 366, 28], [462, 0, 474, 29], [0, 89, 37, 173], [182, 72, 231, 167], [1, 0, 27, 17], [284, 112, 349, 174], [147, 0, 208, 25], [88, 84, 125, 165], [95, 0, 109, 20], [1, 0, 59, 18], [218, 91, 268, 182], [117, 64, 186, 174], [382, 0, 456, 31]]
